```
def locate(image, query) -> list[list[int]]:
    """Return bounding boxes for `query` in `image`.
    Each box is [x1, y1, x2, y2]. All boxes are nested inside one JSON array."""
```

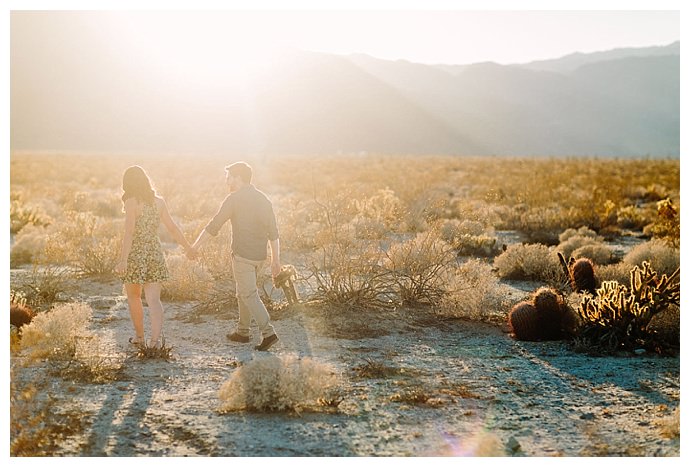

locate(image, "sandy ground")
[[11, 275, 680, 457]]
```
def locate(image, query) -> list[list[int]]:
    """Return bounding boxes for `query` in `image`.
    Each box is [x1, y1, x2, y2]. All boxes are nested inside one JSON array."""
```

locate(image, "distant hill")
[[10, 31, 679, 157], [349, 43, 679, 156], [518, 40, 680, 74]]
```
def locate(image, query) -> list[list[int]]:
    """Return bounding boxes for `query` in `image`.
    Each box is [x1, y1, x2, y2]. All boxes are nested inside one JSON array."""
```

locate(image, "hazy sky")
[[7, 3, 681, 66]]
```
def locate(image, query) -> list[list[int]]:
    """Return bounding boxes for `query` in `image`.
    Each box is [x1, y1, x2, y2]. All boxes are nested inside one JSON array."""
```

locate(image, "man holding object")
[[190, 161, 280, 351]]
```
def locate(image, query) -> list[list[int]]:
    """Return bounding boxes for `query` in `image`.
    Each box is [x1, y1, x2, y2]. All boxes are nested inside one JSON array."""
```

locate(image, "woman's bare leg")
[[125, 283, 145, 342], [144, 282, 164, 347]]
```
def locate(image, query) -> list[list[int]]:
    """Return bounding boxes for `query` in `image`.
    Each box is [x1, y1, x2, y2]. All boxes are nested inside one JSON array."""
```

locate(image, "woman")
[[115, 165, 193, 348]]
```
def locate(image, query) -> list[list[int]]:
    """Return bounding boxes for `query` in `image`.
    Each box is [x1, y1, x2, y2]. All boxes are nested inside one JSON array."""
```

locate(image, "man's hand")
[[186, 246, 199, 261]]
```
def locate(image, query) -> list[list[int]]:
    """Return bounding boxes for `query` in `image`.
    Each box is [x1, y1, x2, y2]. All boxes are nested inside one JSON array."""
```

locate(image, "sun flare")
[[104, 12, 290, 90]]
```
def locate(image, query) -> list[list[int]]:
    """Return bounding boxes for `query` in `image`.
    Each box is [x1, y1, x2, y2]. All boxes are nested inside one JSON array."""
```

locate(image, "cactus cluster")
[[508, 287, 576, 341], [576, 261, 680, 352], [11, 303, 34, 329], [558, 252, 597, 294]]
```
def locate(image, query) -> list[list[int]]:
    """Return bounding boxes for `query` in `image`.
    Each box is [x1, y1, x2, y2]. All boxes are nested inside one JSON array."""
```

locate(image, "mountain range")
[[10, 36, 679, 157]]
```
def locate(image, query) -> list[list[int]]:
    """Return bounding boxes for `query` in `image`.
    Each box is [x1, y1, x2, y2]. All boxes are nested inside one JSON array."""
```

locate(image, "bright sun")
[[105, 12, 288, 90]]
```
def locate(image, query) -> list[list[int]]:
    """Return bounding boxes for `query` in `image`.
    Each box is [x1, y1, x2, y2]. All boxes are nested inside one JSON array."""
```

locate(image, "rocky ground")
[[10, 275, 681, 457]]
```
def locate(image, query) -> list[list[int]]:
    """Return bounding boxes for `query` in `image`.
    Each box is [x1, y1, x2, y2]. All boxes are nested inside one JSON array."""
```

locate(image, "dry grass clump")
[[493, 243, 562, 283], [57, 337, 126, 383], [20, 302, 94, 362], [352, 358, 402, 379], [390, 386, 432, 405], [622, 239, 679, 276], [218, 354, 340, 413], [135, 342, 174, 361]]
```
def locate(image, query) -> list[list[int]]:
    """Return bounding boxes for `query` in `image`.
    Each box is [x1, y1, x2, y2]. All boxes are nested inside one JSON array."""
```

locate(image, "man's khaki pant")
[[231, 254, 275, 338]]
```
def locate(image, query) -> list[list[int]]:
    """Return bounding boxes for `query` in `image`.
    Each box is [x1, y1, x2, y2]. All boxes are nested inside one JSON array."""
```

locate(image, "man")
[[190, 161, 280, 351]]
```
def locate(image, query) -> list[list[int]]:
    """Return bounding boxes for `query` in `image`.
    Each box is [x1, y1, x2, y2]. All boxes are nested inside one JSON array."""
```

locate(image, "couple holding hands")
[[115, 162, 280, 352]]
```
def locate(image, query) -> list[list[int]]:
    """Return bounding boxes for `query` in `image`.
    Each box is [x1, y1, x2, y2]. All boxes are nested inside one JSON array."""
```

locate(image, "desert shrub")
[[350, 188, 405, 239], [493, 243, 562, 283], [14, 264, 73, 311], [44, 212, 120, 277], [10, 224, 49, 267], [571, 244, 614, 265], [161, 253, 213, 302], [575, 262, 680, 353], [622, 239, 679, 276], [10, 195, 51, 234], [615, 204, 647, 229], [452, 219, 486, 237], [596, 263, 630, 285], [63, 189, 122, 218], [307, 240, 395, 310], [218, 354, 340, 413], [383, 230, 454, 307], [20, 302, 94, 362], [557, 231, 602, 260], [517, 206, 574, 244], [559, 226, 599, 243], [643, 198, 680, 247], [436, 259, 507, 323], [440, 219, 499, 257]]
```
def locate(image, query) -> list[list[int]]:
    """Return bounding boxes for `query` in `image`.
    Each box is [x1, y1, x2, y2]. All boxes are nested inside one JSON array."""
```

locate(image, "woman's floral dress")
[[122, 201, 170, 284]]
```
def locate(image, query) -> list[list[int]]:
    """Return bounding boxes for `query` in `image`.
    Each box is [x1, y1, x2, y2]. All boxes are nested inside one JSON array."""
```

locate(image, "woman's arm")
[[115, 198, 137, 275], [158, 197, 193, 253]]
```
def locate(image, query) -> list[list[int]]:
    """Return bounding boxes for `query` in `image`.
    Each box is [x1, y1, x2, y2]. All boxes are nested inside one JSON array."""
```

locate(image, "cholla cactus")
[[576, 261, 680, 352]]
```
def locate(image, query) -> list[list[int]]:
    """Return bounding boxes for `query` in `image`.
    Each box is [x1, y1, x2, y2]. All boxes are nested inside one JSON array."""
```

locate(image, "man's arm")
[[189, 196, 232, 259], [269, 238, 281, 279]]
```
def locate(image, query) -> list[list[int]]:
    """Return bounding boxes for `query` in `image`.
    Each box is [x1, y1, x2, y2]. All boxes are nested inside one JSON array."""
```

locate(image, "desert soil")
[[11, 274, 680, 457]]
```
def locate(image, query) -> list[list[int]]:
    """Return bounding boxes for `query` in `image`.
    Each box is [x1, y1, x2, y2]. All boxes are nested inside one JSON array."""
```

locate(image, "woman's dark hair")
[[121, 165, 156, 207]]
